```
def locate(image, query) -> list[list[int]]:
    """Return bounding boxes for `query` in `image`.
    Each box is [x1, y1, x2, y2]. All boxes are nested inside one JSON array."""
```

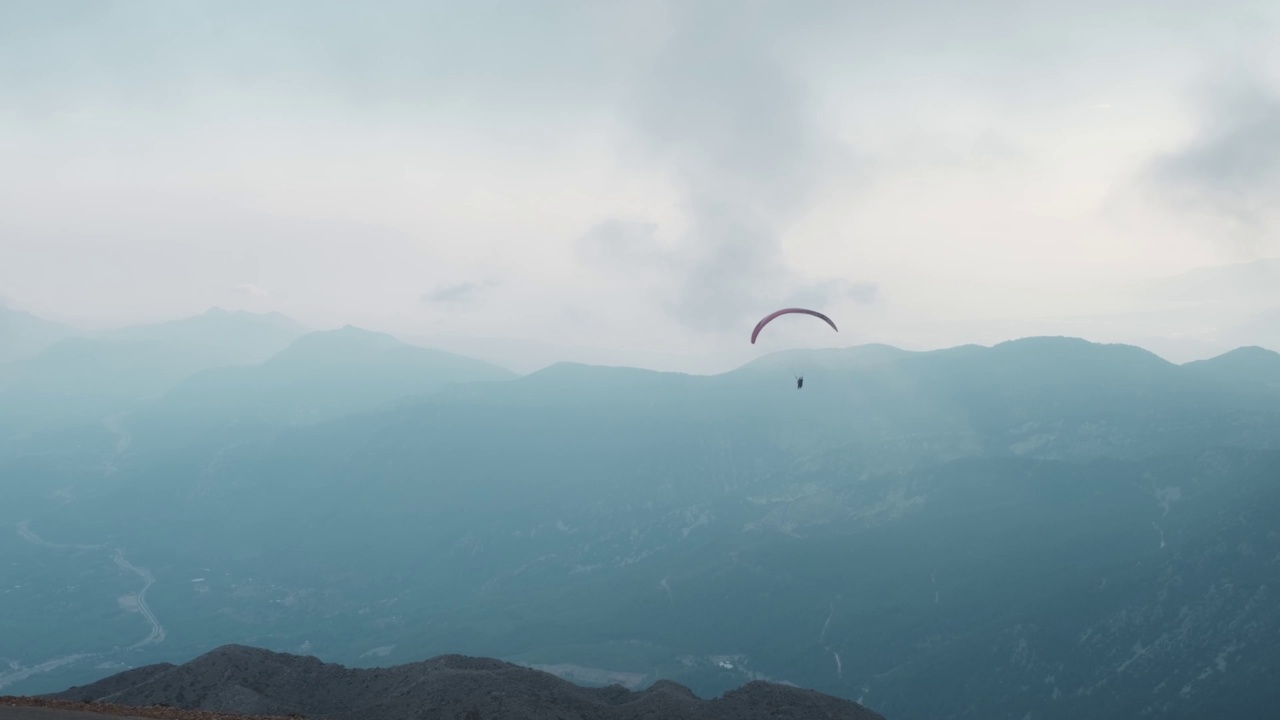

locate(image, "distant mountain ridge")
[[46, 645, 886, 720], [0, 305, 80, 364], [137, 325, 517, 433], [1184, 345, 1280, 379], [1134, 256, 1280, 305], [430, 336, 1280, 467], [0, 308, 308, 423]]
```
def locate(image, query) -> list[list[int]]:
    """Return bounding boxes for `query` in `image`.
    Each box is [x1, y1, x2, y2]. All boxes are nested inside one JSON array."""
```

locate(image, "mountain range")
[[0, 306, 79, 366], [3, 306, 1279, 720], [0, 308, 306, 427]]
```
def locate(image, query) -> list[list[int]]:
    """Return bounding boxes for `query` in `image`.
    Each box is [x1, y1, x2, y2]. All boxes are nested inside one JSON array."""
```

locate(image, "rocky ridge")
[[39, 645, 885, 720]]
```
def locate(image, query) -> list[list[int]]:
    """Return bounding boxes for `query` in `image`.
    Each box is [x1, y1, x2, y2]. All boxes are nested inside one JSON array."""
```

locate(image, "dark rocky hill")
[[44, 645, 886, 720], [1, 695, 294, 720]]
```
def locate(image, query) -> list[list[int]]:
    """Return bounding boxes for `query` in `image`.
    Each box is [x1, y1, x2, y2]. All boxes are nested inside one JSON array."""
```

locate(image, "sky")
[[2, 0, 1279, 372]]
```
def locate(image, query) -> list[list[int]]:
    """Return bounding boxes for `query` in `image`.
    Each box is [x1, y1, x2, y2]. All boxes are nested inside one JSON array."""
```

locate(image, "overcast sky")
[[2, 0, 1278, 371]]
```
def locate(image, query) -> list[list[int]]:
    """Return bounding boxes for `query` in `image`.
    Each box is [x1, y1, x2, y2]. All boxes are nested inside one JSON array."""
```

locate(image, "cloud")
[[786, 279, 880, 308], [230, 283, 271, 298], [423, 279, 499, 305], [844, 281, 879, 305], [1144, 78, 1280, 255], [579, 2, 874, 334], [574, 219, 669, 269]]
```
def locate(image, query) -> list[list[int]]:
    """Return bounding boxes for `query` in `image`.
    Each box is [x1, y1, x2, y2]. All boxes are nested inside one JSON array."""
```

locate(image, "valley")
[[3, 318, 1279, 719]]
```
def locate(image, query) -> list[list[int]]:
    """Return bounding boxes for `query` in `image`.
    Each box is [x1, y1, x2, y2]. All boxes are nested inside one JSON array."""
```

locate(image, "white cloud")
[[1, 1, 1278, 364]]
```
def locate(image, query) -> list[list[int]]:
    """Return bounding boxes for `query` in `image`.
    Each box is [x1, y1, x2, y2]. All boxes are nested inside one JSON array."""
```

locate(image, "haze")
[[5, 6, 1280, 717], [2, 0, 1279, 373]]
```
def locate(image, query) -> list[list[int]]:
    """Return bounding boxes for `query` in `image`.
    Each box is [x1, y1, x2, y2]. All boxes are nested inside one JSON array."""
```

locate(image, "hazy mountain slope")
[[8, 337, 1280, 719], [0, 309, 306, 424], [26, 445, 1278, 717], [1134, 257, 1280, 306], [1182, 346, 1280, 401], [47, 645, 886, 720], [0, 307, 79, 365], [130, 326, 517, 439], [499, 337, 1278, 465], [732, 343, 916, 373]]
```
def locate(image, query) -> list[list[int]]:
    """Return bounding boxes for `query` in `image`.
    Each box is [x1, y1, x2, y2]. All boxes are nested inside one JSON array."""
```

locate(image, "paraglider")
[[750, 307, 838, 344], [749, 307, 837, 389]]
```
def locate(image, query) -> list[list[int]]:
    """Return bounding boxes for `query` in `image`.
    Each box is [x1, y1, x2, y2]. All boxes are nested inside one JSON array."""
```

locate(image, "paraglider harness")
[[796, 376, 804, 390]]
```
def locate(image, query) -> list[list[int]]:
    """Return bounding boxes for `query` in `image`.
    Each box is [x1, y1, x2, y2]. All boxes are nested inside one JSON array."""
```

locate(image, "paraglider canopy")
[[750, 307, 838, 344]]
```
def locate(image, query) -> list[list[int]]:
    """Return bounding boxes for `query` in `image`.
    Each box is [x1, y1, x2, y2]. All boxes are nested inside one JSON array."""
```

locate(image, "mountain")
[[733, 343, 916, 373], [1183, 346, 1280, 396], [6, 336, 1280, 719], [1034, 258, 1280, 363], [43, 644, 886, 720], [1186, 344, 1280, 375], [0, 306, 79, 365], [133, 326, 517, 436], [0, 308, 307, 425]]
